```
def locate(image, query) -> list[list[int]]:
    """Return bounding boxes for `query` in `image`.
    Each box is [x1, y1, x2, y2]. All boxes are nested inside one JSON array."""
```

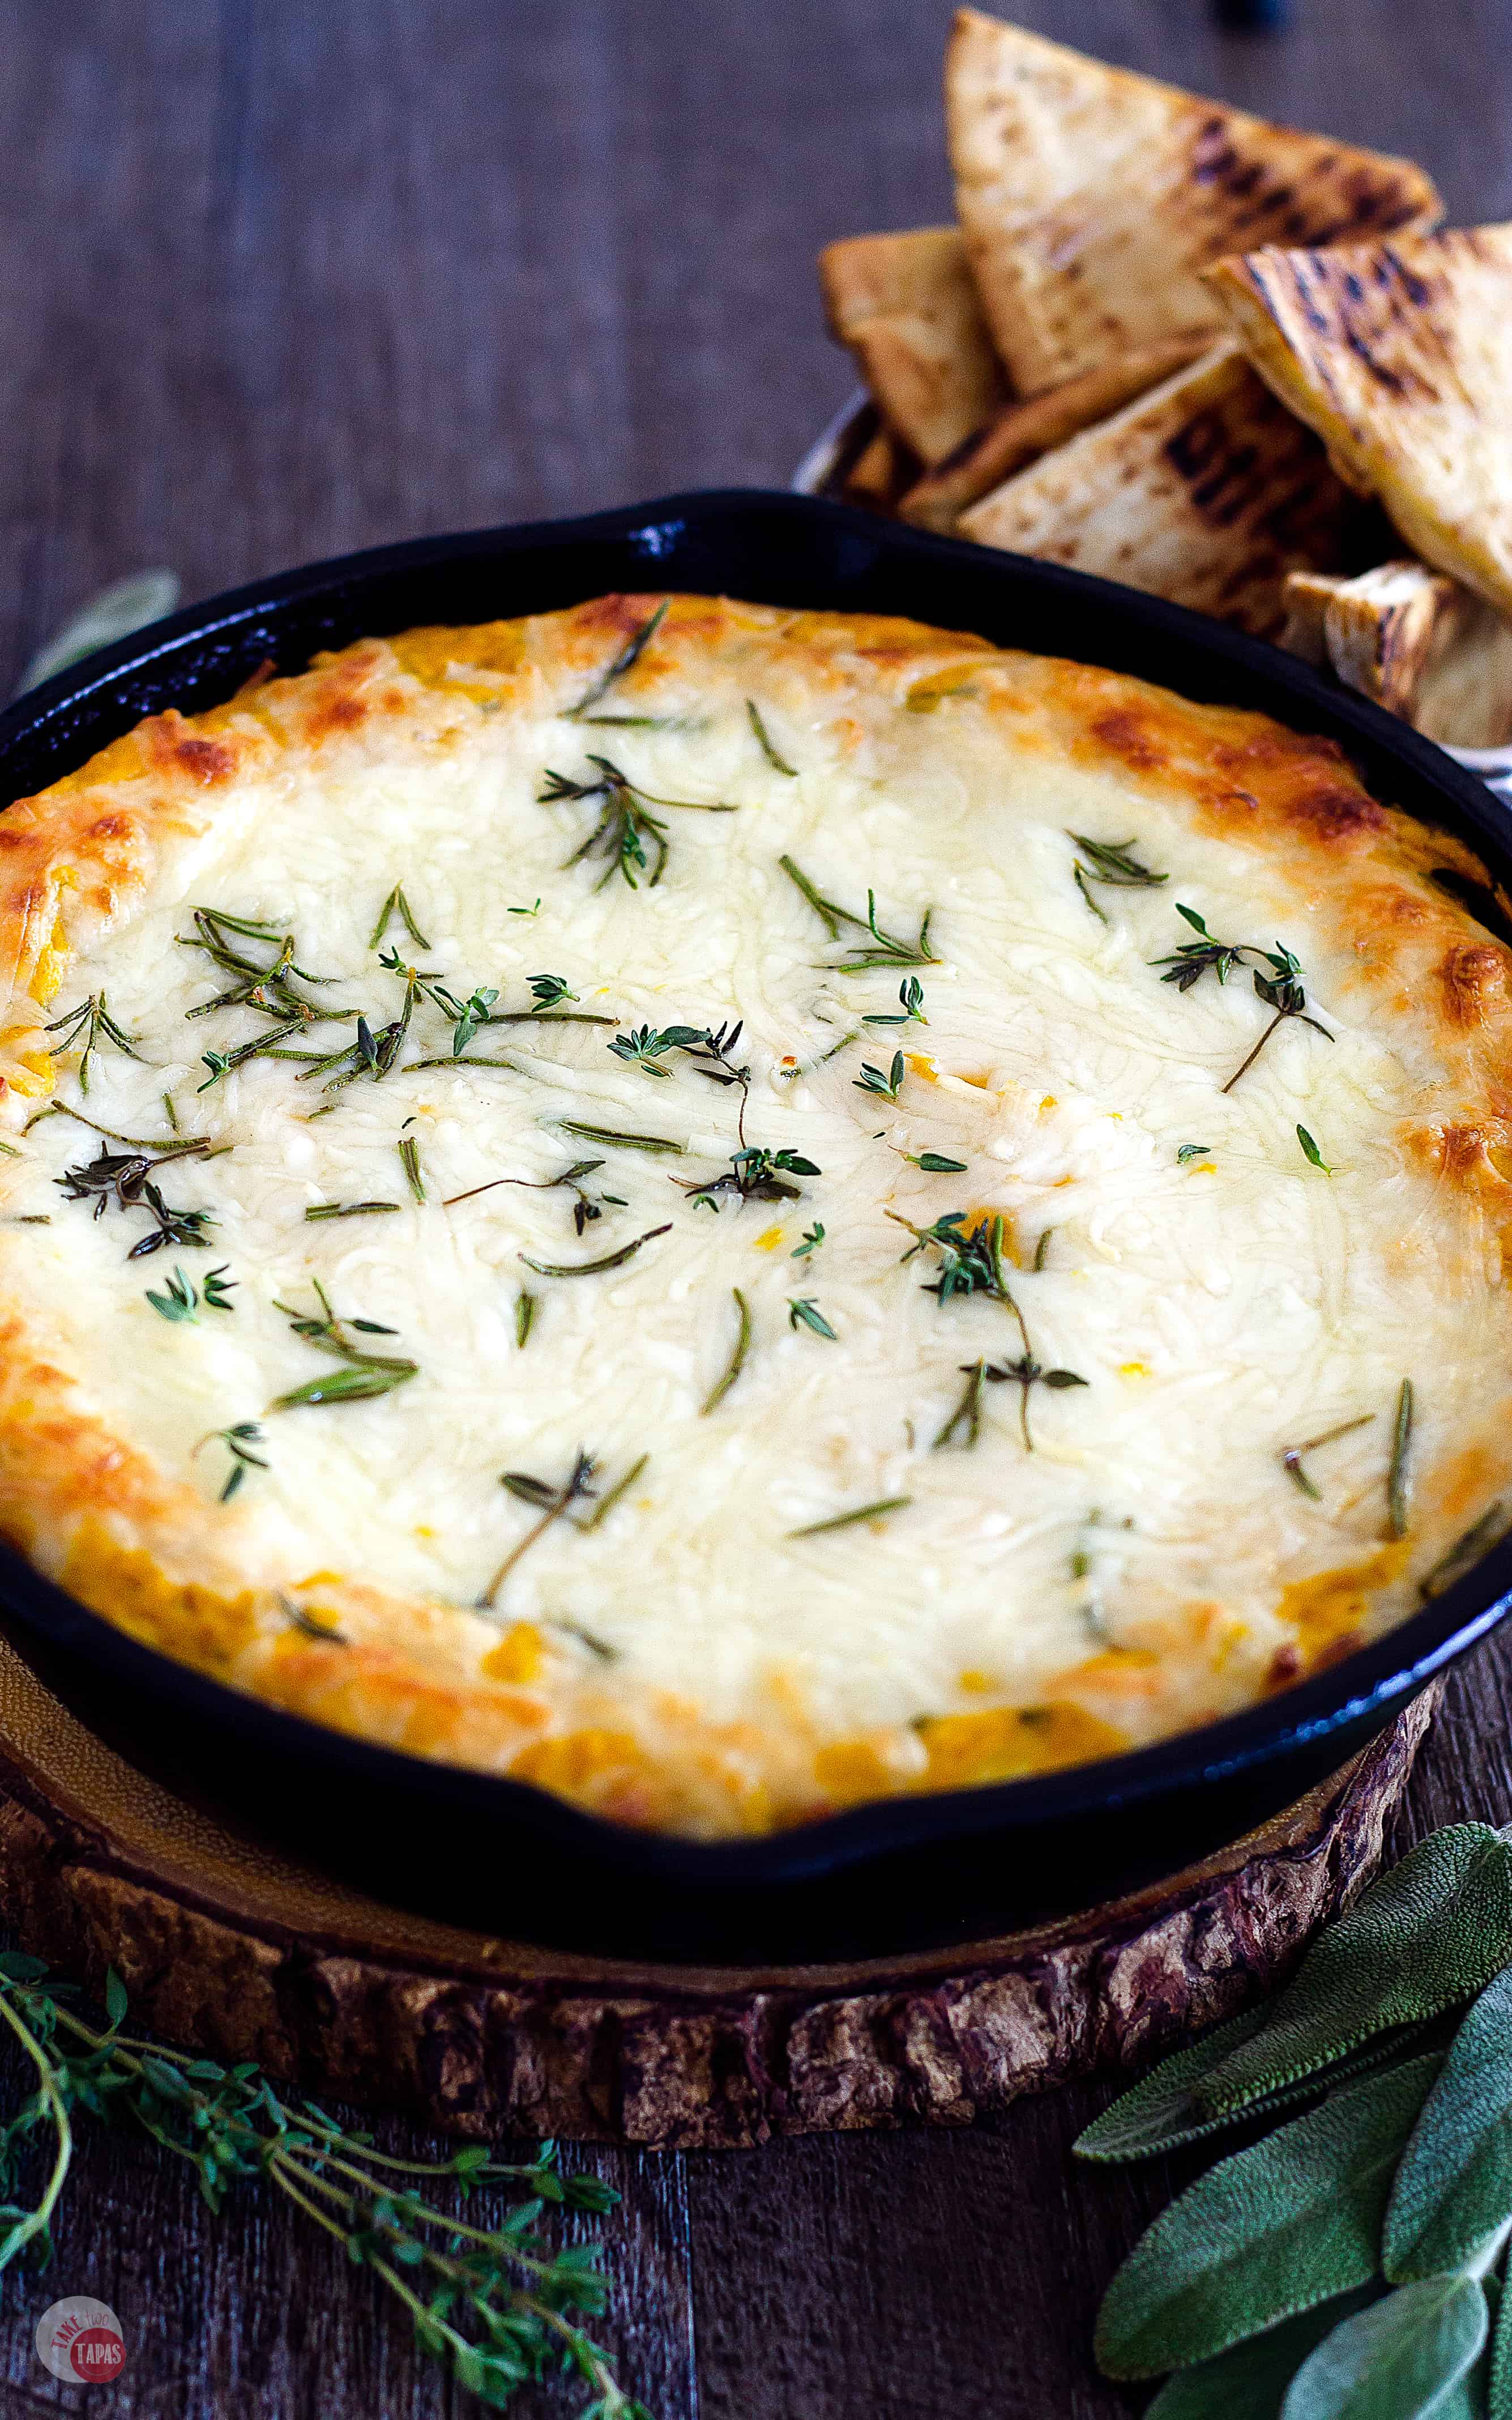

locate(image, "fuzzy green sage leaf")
[[1278, 2274, 1485, 2420], [1385, 1963, 1512, 2282], [1146, 2288, 1378, 2420], [1094, 2053, 1442, 2380]]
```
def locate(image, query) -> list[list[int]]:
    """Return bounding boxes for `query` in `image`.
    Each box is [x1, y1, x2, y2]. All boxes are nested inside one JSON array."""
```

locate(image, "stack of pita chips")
[[816, 11, 1512, 747]]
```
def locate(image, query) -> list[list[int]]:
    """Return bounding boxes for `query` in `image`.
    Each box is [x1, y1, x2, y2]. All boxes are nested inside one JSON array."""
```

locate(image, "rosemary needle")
[[580, 1452, 649, 1531], [304, 1202, 402, 1222], [515, 1291, 536, 1349], [702, 1288, 751, 1415], [1388, 1379, 1414, 1540], [556, 1118, 686, 1156], [398, 1136, 425, 1204], [789, 1497, 912, 1539], [748, 698, 797, 776], [520, 1223, 671, 1279], [563, 598, 669, 719]]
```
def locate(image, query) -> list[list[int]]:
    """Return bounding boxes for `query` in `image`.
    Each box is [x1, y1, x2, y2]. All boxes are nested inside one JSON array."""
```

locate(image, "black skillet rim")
[[3, 484, 1511, 1897]]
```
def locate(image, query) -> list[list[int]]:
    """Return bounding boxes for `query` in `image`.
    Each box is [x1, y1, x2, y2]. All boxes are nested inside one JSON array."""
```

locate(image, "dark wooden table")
[[1, 3, 1510, 2412]]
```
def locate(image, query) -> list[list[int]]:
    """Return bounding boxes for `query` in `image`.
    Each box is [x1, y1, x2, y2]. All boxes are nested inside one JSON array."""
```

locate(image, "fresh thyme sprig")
[[1224, 947, 1333, 1093], [194, 1421, 268, 1502], [862, 978, 926, 1028], [1154, 907, 1332, 1090], [853, 1051, 906, 1104], [562, 597, 669, 719], [181, 907, 357, 1089], [145, 1263, 236, 1323], [1069, 832, 1167, 925], [445, 1160, 613, 1237], [777, 855, 937, 972], [42, 994, 143, 1092], [608, 1023, 706, 1080], [1153, 904, 1252, 991], [482, 1447, 647, 1605], [540, 757, 736, 891], [0, 1952, 647, 2417], [791, 1222, 825, 1259], [56, 1147, 216, 1260], [270, 1284, 418, 1408], [527, 973, 578, 1011], [747, 698, 797, 776], [682, 1145, 820, 1209], [889, 1211, 1086, 1448]]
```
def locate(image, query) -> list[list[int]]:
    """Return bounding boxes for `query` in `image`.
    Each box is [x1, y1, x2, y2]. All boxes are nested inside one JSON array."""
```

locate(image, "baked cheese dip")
[[1, 591, 1509, 1838]]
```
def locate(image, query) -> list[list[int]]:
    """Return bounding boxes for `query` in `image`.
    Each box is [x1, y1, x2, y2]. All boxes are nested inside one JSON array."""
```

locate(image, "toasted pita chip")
[[1206, 227, 1512, 623], [958, 344, 1360, 637], [898, 342, 1204, 533], [818, 226, 1011, 465], [945, 8, 1441, 398], [1283, 560, 1512, 749], [841, 424, 919, 514]]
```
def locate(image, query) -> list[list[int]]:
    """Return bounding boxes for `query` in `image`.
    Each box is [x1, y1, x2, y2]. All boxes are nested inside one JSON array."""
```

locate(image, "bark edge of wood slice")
[[0, 1637, 1438, 2148]]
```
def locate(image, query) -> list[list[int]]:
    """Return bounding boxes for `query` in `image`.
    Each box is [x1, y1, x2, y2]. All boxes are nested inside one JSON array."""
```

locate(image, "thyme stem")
[[702, 1288, 751, 1414]]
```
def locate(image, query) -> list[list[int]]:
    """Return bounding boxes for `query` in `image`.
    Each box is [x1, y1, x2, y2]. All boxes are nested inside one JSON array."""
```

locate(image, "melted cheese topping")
[[1, 596, 1510, 1835]]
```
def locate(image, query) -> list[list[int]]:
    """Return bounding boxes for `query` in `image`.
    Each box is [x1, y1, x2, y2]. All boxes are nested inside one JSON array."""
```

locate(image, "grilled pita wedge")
[[818, 226, 1011, 465], [1283, 560, 1512, 749], [1206, 227, 1512, 621], [840, 423, 920, 513], [898, 342, 1204, 533], [959, 344, 1360, 637], [945, 9, 1441, 397]]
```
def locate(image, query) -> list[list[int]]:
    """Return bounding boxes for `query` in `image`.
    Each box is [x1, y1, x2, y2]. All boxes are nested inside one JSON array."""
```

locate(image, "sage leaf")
[[1279, 2277, 1487, 2420], [1095, 2052, 1442, 2380], [1492, 2259, 1512, 2419], [18, 569, 180, 695], [1146, 2290, 1379, 2420], [1077, 2008, 1426, 2166], [1197, 1826, 1512, 2121], [1386, 1965, 1512, 2282]]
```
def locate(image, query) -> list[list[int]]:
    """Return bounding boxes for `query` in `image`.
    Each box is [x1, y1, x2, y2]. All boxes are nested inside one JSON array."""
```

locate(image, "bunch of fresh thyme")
[[1080, 1820, 1512, 2418], [0, 1950, 647, 2415]]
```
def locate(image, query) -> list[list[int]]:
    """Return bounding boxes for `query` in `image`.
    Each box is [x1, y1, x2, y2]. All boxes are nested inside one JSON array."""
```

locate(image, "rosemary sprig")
[[42, 993, 143, 1092], [853, 1051, 906, 1104], [25, 1103, 200, 1149], [520, 1224, 671, 1279], [368, 884, 432, 951], [702, 1288, 751, 1414], [789, 1497, 912, 1538], [747, 698, 797, 776], [146, 1263, 235, 1323], [56, 1147, 216, 1259], [0, 1953, 646, 2416], [788, 1297, 837, 1340], [515, 1291, 537, 1349], [862, 978, 926, 1028], [777, 855, 937, 971], [1280, 1412, 1374, 1501], [1388, 1378, 1414, 1540], [557, 1119, 686, 1157], [194, 1421, 268, 1502], [541, 756, 736, 891], [934, 1358, 986, 1451], [562, 597, 669, 718]]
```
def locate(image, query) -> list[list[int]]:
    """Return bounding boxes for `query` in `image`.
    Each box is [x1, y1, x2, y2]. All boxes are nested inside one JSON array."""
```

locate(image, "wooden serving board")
[[0, 1636, 1437, 2149]]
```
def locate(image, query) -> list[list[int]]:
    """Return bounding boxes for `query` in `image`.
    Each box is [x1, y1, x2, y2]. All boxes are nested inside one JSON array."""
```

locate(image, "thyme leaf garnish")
[[1155, 908, 1333, 1090], [483, 1448, 599, 1603], [368, 884, 431, 952], [748, 698, 797, 776], [557, 1119, 685, 1157], [270, 1284, 415, 1408], [778, 855, 938, 970], [1176, 1143, 1211, 1165], [682, 1145, 819, 1208], [1388, 1378, 1414, 1540], [43, 993, 143, 1092], [562, 598, 669, 719], [788, 1296, 838, 1340], [1153, 903, 1250, 991], [1280, 1412, 1374, 1501], [194, 1420, 267, 1502], [862, 978, 926, 1028], [853, 1051, 906, 1104], [934, 1358, 986, 1451], [887, 1208, 1014, 1306], [906, 1151, 968, 1173], [303, 1200, 403, 1222], [445, 1158, 610, 1234], [541, 755, 736, 891], [1223, 947, 1333, 1093], [789, 1496, 911, 1537], [519, 1223, 671, 1279], [702, 1288, 751, 1414], [608, 1022, 707, 1080], [527, 973, 578, 1012], [56, 1147, 216, 1259], [1069, 833, 1168, 893], [791, 1222, 825, 1259], [146, 1263, 235, 1323], [1296, 1124, 1334, 1174], [982, 1350, 1088, 1454]]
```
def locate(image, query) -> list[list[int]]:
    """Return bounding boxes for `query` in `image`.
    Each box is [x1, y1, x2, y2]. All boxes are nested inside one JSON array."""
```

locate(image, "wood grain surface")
[[0, 2, 1509, 2413]]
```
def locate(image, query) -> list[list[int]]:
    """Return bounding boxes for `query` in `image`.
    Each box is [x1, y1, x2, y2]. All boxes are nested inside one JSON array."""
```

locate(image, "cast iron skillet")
[[3, 489, 1511, 1966]]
